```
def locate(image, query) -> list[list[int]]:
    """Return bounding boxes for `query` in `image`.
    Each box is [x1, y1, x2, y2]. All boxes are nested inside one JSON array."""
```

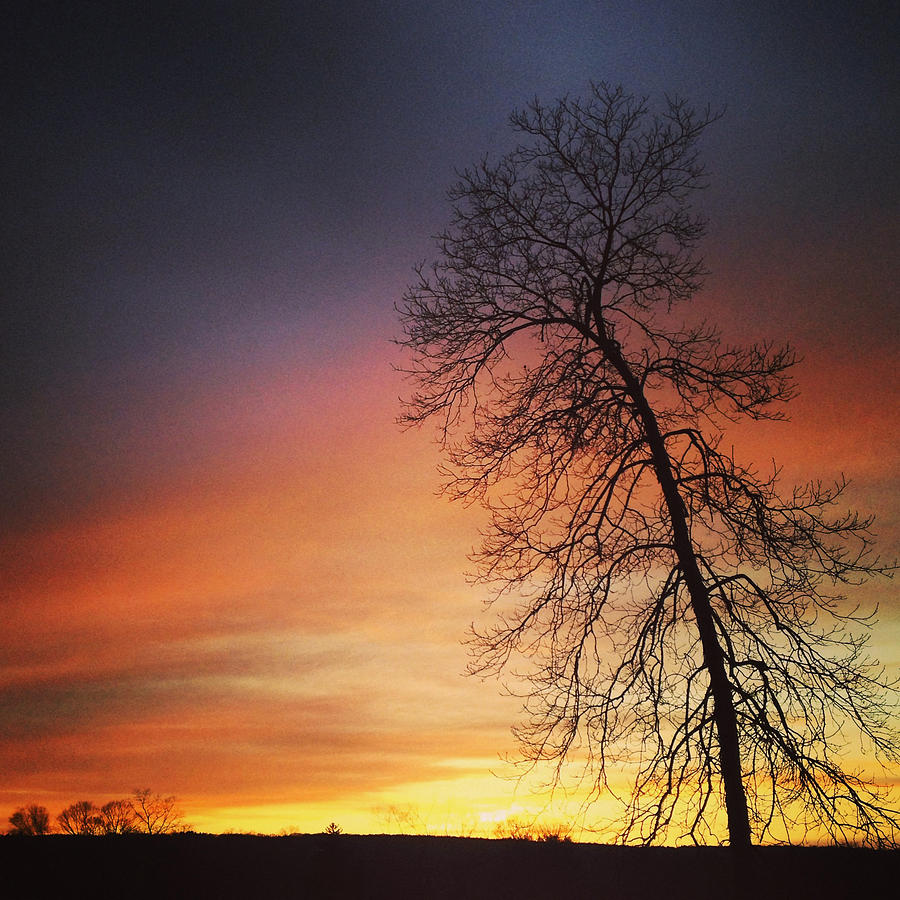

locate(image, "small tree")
[[8, 805, 52, 835], [129, 789, 185, 835], [398, 83, 899, 846], [98, 798, 138, 834], [376, 803, 425, 834], [57, 800, 101, 835]]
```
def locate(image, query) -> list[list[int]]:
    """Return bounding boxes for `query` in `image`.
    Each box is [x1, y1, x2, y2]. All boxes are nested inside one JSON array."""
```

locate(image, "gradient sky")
[[2, 1, 898, 836]]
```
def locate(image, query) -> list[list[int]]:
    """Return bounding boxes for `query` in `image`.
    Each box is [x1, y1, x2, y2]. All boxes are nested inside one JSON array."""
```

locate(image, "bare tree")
[[98, 798, 138, 835], [129, 789, 185, 835], [57, 800, 102, 835], [398, 83, 899, 846], [8, 804, 52, 835], [375, 803, 426, 835]]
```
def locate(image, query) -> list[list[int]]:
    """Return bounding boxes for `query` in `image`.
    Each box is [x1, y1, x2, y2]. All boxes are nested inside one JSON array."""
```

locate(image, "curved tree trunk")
[[592, 302, 753, 848]]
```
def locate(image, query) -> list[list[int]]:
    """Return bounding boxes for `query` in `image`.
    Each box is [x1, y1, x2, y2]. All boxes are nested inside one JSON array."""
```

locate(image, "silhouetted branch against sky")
[[399, 83, 900, 847]]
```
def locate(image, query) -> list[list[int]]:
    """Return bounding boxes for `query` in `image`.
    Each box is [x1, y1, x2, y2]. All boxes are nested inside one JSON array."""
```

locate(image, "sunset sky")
[[2, 1, 898, 837]]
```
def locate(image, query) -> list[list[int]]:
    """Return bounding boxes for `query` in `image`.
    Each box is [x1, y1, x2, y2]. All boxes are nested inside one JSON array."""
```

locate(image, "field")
[[3, 833, 896, 898]]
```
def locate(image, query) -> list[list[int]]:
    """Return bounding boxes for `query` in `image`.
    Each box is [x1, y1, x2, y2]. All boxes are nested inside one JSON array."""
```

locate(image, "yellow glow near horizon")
[[184, 767, 622, 839], [166, 746, 664, 840]]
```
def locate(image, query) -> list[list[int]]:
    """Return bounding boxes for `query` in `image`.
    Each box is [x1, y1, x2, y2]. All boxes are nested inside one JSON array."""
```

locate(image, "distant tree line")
[[5, 789, 186, 836]]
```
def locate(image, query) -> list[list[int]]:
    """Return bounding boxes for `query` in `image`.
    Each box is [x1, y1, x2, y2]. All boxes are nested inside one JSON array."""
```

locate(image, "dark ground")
[[2, 833, 896, 899]]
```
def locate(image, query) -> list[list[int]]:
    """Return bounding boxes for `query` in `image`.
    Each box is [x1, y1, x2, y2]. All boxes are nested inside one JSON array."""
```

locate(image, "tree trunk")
[[593, 316, 753, 847]]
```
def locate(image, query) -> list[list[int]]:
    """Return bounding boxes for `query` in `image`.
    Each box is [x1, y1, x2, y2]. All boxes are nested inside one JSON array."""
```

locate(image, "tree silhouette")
[[129, 789, 185, 834], [57, 800, 102, 835], [8, 804, 52, 835], [98, 798, 138, 834], [398, 83, 899, 846]]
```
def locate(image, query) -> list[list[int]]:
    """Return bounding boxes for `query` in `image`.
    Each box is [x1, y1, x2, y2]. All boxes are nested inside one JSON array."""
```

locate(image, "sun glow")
[[183, 765, 624, 840]]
